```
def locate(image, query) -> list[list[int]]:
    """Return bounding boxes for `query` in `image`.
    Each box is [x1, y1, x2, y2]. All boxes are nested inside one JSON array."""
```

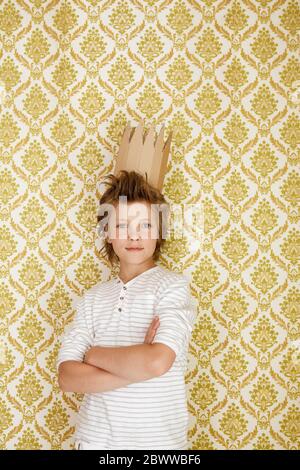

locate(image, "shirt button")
[[120, 296, 124, 300], [123, 286, 127, 290], [118, 307, 122, 311]]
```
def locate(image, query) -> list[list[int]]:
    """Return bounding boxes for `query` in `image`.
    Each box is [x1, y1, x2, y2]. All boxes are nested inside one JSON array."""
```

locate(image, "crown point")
[[115, 122, 172, 191]]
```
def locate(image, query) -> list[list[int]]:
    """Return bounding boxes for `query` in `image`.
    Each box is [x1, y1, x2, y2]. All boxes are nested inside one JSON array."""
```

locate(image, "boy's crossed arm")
[[58, 361, 135, 394], [83, 339, 175, 381], [58, 316, 175, 393]]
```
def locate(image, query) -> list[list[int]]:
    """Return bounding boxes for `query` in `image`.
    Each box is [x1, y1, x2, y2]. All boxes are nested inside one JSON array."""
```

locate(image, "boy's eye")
[[116, 222, 151, 228]]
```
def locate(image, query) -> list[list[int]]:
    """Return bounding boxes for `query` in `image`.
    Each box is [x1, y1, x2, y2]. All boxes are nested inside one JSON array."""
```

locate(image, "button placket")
[[117, 285, 127, 312]]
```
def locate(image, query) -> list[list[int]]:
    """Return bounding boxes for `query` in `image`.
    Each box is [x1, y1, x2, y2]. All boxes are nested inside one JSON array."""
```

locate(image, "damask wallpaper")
[[0, 0, 299, 450]]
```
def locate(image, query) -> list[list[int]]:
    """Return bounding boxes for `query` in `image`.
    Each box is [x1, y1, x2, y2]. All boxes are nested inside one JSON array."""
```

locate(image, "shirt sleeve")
[[56, 293, 94, 372], [152, 276, 197, 358]]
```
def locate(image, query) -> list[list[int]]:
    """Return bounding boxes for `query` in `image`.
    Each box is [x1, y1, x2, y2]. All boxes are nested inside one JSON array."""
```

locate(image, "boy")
[[57, 170, 197, 450]]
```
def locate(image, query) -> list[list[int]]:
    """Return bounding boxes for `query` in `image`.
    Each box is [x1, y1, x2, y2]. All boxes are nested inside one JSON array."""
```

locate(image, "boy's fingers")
[[147, 321, 159, 333], [144, 317, 160, 343], [149, 322, 160, 338], [149, 324, 159, 334]]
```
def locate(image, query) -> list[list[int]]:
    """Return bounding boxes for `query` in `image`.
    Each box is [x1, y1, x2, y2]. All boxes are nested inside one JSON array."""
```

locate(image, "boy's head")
[[97, 170, 170, 267]]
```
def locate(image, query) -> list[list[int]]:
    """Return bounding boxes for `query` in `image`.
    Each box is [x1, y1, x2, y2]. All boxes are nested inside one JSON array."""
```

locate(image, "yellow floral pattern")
[[0, 0, 299, 451]]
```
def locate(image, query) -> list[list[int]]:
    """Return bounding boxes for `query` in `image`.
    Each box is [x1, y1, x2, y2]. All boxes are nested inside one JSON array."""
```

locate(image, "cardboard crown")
[[113, 120, 172, 192]]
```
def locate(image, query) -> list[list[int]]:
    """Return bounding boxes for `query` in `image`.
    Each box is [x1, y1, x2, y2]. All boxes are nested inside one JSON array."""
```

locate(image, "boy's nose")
[[129, 233, 140, 240]]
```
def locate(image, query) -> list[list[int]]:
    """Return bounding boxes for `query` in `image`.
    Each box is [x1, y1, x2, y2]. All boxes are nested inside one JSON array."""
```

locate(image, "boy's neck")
[[118, 260, 157, 284]]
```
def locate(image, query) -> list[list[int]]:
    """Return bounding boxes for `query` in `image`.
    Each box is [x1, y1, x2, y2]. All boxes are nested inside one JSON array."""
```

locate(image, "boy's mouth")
[[126, 247, 144, 251]]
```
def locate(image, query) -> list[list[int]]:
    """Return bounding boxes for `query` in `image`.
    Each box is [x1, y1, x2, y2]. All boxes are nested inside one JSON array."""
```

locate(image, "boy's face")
[[106, 200, 159, 264]]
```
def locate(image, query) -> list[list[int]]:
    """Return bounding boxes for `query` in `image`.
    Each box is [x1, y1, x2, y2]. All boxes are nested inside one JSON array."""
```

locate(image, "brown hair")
[[97, 170, 170, 266]]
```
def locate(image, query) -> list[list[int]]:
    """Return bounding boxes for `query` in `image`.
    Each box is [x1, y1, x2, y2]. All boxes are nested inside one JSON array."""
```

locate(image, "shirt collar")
[[116, 265, 160, 287]]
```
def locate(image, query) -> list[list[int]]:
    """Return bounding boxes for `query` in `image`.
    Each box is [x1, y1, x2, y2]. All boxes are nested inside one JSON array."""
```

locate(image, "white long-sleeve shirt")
[[57, 264, 197, 450]]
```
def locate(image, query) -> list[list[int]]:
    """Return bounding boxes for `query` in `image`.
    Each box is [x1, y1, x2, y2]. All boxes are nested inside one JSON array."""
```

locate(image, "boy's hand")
[[144, 316, 160, 344], [83, 347, 94, 364]]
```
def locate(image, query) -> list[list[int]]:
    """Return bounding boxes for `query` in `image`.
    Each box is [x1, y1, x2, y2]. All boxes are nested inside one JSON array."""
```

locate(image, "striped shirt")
[[57, 264, 197, 450]]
